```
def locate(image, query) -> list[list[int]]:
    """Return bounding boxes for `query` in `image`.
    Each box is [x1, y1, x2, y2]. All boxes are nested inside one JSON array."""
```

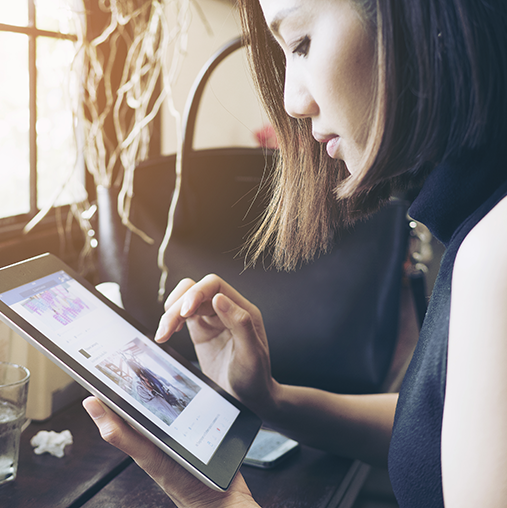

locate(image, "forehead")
[[259, 0, 312, 30], [259, 0, 357, 34]]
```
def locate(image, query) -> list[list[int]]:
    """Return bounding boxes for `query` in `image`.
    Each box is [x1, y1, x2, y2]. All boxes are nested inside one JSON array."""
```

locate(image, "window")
[[0, 1, 84, 231]]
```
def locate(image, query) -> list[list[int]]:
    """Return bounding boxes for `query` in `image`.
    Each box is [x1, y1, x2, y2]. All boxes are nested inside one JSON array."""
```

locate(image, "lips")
[[313, 132, 341, 159]]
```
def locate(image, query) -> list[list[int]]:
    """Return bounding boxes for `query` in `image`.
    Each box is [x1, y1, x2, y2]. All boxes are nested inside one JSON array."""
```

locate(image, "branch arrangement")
[[77, 0, 190, 241]]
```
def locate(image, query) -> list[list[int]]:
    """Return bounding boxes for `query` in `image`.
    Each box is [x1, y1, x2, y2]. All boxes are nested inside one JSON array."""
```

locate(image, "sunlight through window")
[[0, 1, 84, 222], [0, 32, 30, 218]]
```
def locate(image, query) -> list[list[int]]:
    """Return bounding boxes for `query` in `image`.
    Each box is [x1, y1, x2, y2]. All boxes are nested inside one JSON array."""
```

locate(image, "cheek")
[[327, 44, 375, 134], [316, 11, 376, 122]]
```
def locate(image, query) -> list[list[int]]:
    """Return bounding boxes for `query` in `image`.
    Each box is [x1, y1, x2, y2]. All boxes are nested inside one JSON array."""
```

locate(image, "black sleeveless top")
[[388, 147, 507, 507]]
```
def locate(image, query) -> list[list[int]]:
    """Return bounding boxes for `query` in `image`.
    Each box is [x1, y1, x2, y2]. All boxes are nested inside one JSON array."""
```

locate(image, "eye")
[[292, 36, 311, 57]]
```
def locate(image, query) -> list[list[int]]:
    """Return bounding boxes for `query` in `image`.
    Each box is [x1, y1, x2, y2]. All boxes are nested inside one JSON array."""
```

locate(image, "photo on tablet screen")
[[95, 337, 201, 426]]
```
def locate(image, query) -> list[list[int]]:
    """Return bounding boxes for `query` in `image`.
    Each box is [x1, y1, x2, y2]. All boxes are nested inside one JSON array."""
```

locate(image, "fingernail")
[[154, 326, 166, 342], [216, 294, 230, 313], [83, 398, 105, 420]]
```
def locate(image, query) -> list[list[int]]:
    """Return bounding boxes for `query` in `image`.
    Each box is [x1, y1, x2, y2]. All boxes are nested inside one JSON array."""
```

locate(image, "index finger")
[[164, 278, 196, 311], [154, 274, 257, 344], [178, 274, 255, 318]]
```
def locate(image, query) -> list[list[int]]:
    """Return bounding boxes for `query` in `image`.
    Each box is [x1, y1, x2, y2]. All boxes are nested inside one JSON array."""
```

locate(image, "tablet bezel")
[[0, 253, 261, 492]]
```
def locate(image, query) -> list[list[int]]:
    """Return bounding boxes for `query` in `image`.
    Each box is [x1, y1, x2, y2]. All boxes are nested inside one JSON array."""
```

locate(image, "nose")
[[284, 66, 319, 119]]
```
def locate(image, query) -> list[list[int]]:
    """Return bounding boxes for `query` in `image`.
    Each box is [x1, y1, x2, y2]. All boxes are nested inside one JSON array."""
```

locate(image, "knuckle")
[[250, 303, 261, 318], [236, 309, 255, 331], [99, 421, 124, 448], [164, 278, 196, 310], [179, 277, 196, 292], [202, 273, 219, 283]]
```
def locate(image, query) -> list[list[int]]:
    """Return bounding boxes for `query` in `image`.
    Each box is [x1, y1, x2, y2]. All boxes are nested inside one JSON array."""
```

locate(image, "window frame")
[[0, 3, 79, 238], [0, 1, 162, 274]]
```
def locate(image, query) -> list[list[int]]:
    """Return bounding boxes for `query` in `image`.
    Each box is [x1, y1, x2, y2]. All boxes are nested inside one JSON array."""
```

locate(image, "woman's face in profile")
[[259, 0, 376, 175]]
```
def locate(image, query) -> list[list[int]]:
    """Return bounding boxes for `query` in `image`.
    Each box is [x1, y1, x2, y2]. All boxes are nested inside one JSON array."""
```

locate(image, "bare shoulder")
[[447, 191, 507, 394], [442, 194, 507, 507], [454, 193, 507, 288], [448, 191, 507, 379]]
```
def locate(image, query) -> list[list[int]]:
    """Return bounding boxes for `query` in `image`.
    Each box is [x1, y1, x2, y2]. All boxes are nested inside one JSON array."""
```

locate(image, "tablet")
[[0, 253, 261, 492]]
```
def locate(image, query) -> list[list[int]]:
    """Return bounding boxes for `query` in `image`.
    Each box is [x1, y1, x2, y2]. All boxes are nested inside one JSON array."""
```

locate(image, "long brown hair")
[[238, 0, 507, 270]]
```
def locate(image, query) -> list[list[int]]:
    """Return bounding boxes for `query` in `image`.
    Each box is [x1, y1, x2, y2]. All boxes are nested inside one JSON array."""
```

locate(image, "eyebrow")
[[269, 7, 299, 36]]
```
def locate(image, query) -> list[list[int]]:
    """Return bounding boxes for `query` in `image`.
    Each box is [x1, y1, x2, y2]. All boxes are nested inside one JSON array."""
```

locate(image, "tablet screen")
[[0, 269, 240, 466]]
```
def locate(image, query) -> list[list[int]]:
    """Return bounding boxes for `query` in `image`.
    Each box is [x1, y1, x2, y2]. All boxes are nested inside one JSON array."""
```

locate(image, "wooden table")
[[1, 399, 369, 508]]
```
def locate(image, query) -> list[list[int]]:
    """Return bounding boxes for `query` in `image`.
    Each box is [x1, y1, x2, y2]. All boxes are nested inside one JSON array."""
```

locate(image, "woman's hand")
[[154, 275, 278, 417], [82, 397, 259, 508], [83, 276, 272, 507]]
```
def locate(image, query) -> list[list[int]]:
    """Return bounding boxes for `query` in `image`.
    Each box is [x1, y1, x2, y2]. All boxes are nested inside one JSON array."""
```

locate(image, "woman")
[[83, 0, 507, 506]]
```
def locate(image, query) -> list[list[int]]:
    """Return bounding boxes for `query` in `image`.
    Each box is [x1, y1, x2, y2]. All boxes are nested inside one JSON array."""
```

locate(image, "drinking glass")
[[0, 362, 30, 485]]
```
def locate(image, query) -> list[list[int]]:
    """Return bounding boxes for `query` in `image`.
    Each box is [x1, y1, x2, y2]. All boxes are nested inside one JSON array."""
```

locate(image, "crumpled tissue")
[[30, 430, 73, 458]]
